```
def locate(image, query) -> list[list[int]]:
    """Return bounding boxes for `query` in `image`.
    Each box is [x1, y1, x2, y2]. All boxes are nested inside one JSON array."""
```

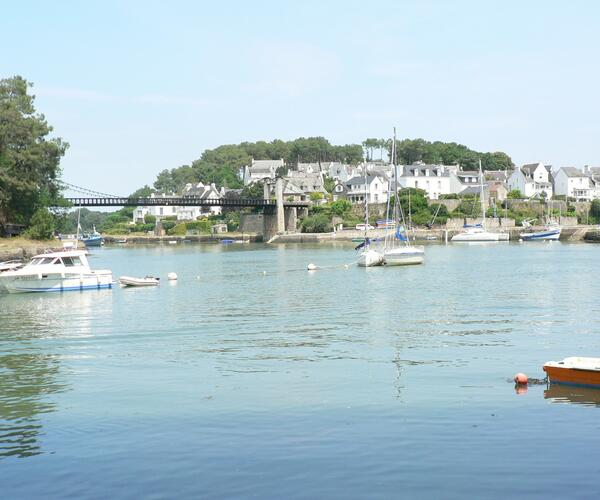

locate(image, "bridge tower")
[[263, 177, 297, 241]]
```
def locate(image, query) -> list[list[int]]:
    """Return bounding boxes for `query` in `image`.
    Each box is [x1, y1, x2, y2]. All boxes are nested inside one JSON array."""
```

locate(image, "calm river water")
[[2, 242, 600, 498]]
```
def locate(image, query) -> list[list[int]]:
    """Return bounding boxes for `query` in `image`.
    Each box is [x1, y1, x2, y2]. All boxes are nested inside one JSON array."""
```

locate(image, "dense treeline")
[[0, 76, 68, 234], [392, 138, 513, 171], [363, 137, 513, 171], [155, 137, 514, 194]]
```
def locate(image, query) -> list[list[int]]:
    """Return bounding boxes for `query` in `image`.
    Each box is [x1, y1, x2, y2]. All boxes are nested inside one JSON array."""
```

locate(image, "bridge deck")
[[65, 197, 309, 208]]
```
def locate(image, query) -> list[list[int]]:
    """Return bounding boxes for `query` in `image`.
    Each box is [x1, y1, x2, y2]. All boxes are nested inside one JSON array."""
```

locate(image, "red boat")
[[543, 357, 600, 388]]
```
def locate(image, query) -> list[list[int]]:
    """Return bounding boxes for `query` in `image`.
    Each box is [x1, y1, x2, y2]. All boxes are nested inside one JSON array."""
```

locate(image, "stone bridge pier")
[[262, 177, 299, 242]]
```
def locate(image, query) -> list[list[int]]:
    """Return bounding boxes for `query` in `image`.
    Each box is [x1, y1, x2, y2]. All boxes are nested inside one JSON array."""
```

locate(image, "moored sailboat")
[[382, 128, 424, 266], [451, 160, 509, 242], [356, 163, 383, 267]]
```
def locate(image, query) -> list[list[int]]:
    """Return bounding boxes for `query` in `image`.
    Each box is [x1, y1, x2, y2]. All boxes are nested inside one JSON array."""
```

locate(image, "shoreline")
[[275, 225, 600, 243], [2, 226, 599, 260]]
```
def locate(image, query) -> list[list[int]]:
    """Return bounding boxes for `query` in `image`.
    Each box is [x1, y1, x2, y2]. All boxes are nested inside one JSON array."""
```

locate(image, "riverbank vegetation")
[[0, 76, 68, 238]]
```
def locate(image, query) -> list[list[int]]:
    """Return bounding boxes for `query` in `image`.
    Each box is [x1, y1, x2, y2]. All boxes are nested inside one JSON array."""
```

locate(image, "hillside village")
[[133, 158, 600, 225]]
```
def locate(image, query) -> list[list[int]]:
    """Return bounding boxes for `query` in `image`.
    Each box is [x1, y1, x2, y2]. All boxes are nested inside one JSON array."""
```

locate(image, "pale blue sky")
[[3, 0, 599, 194]]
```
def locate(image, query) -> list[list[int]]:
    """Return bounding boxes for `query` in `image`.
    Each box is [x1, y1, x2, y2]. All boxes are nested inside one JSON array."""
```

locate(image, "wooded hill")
[[152, 137, 514, 194]]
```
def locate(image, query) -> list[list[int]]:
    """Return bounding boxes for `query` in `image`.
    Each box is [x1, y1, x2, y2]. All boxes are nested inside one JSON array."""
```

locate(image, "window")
[[415, 181, 419, 188], [438, 181, 441, 189], [159, 208, 164, 215]]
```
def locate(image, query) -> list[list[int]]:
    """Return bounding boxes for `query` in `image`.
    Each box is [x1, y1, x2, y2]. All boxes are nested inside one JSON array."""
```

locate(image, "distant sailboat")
[[382, 128, 424, 265], [451, 160, 509, 242], [357, 163, 383, 267]]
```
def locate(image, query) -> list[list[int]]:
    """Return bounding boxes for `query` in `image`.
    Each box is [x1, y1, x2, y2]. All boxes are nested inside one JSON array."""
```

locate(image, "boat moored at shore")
[[0, 249, 113, 293]]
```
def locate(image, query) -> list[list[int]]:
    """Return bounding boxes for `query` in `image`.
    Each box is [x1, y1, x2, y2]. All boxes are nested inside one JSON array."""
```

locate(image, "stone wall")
[[446, 217, 515, 229], [431, 199, 461, 212], [240, 213, 263, 233]]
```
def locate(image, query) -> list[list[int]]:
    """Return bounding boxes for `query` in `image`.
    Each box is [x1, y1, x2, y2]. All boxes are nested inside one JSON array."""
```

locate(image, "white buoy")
[[168, 272, 178, 280], [307, 263, 317, 271], [263, 271, 267, 275], [344, 264, 349, 269]]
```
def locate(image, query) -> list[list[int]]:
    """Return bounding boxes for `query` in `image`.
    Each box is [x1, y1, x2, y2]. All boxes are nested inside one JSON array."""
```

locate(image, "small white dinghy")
[[119, 276, 160, 287]]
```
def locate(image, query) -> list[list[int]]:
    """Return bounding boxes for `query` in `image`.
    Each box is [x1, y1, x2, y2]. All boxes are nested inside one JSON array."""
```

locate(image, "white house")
[[133, 183, 224, 224], [133, 193, 178, 223], [553, 167, 595, 200], [345, 175, 388, 204], [448, 169, 480, 195], [242, 159, 285, 186], [178, 182, 224, 219], [507, 162, 553, 198], [397, 164, 453, 200]]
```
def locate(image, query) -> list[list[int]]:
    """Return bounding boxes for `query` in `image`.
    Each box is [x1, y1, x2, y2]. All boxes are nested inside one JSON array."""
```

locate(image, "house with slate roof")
[[242, 159, 285, 186], [507, 162, 553, 198], [179, 182, 224, 218], [345, 175, 388, 204], [553, 167, 596, 200], [398, 163, 456, 200]]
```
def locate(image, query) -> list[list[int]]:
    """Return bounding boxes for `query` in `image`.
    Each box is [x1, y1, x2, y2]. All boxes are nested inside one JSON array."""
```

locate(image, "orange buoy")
[[514, 372, 528, 385]]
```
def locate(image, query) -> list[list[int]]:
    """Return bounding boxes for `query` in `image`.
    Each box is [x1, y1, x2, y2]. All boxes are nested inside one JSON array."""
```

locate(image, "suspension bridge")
[[59, 179, 307, 240]]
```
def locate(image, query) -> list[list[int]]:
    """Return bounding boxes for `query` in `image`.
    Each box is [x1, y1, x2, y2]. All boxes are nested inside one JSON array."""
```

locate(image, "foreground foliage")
[[0, 76, 68, 227]]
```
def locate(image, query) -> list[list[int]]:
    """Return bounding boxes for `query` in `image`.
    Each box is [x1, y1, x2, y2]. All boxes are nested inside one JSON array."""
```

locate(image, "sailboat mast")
[[75, 205, 81, 250], [364, 158, 368, 241], [479, 159, 486, 228]]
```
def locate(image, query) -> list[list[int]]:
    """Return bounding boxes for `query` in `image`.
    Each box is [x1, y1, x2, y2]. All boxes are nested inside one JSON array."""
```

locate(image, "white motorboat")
[[0, 249, 113, 293], [520, 226, 561, 241], [520, 218, 561, 241], [451, 160, 509, 243], [119, 276, 160, 287]]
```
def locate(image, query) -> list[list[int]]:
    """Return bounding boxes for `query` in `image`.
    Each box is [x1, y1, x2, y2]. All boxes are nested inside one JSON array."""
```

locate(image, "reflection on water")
[[544, 384, 600, 406], [0, 290, 112, 458], [0, 353, 67, 458], [2, 244, 600, 498]]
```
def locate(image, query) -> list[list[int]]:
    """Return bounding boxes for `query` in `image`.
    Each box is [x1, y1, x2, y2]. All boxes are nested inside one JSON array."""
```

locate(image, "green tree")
[[589, 199, 600, 223], [329, 199, 352, 216], [0, 76, 68, 225], [323, 175, 336, 193], [507, 189, 523, 199], [362, 138, 379, 161], [25, 207, 55, 239], [310, 192, 324, 202], [241, 181, 265, 199]]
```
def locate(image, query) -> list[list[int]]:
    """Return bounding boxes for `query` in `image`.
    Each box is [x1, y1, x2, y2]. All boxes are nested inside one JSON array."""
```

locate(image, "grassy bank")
[[0, 237, 52, 261]]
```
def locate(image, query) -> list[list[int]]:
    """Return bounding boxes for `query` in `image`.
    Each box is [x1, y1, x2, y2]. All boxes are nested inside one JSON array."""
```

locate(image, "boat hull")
[[119, 276, 159, 287], [1, 272, 113, 293], [544, 358, 600, 388], [357, 249, 384, 267], [82, 236, 103, 247], [383, 246, 425, 266], [451, 231, 509, 242], [521, 229, 561, 241]]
